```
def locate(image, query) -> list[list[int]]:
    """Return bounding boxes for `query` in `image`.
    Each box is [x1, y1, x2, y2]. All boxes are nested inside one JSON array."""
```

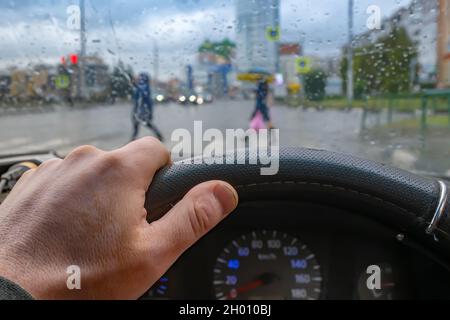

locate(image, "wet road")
[[0, 99, 448, 177]]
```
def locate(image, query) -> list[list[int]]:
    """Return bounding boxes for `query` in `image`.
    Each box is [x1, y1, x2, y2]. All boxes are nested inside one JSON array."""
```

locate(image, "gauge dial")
[[213, 230, 322, 300]]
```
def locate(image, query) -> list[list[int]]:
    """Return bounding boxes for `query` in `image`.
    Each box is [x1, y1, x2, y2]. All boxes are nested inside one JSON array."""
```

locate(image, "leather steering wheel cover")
[[146, 147, 450, 258]]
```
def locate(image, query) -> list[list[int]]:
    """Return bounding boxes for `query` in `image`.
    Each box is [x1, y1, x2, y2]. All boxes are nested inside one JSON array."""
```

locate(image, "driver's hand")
[[0, 137, 238, 299]]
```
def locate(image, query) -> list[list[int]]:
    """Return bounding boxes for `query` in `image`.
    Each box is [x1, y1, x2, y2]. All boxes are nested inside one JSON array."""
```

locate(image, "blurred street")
[[0, 100, 449, 177], [0, 100, 363, 154], [0, 0, 449, 179]]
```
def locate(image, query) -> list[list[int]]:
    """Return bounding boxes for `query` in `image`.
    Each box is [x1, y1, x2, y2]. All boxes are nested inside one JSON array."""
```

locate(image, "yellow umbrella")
[[237, 72, 275, 83]]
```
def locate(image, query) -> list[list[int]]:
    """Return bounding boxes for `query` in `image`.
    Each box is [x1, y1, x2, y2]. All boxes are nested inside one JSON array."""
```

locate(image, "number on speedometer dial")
[[213, 230, 322, 300]]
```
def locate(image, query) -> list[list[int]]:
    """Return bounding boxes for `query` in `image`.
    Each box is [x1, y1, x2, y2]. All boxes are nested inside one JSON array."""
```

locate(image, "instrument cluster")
[[141, 201, 450, 300]]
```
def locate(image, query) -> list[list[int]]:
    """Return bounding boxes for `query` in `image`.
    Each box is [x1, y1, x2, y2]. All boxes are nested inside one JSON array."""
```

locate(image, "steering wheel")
[[146, 147, 450, 263]]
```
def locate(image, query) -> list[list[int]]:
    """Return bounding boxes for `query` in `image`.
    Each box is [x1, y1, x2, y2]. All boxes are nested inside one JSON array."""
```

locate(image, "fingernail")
[[213, 182, 239, 215]]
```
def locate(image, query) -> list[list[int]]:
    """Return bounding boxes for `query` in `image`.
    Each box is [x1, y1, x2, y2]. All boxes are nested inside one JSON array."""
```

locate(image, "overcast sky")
[[0, 0, 412, 79]]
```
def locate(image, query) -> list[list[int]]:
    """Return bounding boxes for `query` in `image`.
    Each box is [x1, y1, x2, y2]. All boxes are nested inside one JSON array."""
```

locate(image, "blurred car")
[[197, 91, 213, 104], [188, 93, 197, 104], [177, 93, 187, 104], [192, 89, 213, 105], [177, 91, 199, 105], [153, 91, 168, 104]]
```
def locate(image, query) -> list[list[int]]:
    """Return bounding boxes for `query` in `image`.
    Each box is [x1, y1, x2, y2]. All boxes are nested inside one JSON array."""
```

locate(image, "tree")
[[304, 69, 327, 101], [111, 61, 134, 99], [377, 27, 418, 93], [340, 26, 418, 97], [198, 39, 236, 62]]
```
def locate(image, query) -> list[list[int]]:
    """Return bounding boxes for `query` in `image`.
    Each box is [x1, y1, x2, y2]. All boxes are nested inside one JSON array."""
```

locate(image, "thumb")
[[145, 181, 238, 268]]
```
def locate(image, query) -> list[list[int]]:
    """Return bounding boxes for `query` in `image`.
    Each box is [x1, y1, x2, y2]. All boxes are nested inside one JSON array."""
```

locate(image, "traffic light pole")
[[78, 0, 87, 100], [274, 0, 281, 74], [153, 39, 159, 85]]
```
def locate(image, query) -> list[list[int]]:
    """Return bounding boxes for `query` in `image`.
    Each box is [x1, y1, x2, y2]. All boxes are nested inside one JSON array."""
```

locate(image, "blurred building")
[[62, 55, 110, 101], [353, 0, 439, 84], [310, 56, 340, 75], [9, 69, 29, 101], [235, 0, 280, 74], [277, 43, 342, 97], [309, 56, 342, 96], [0, 55, 110, 104], [82, 56, 110, 100], [28, 65, 53, 99], [437, 0, 450, 87], [197, 39, 236, 97], [8, 65, 62, 103], [0, 72, 11, 100], [279, 44, 300, 86], [166, 78, 181, 100], [276, 43, 300, 97]]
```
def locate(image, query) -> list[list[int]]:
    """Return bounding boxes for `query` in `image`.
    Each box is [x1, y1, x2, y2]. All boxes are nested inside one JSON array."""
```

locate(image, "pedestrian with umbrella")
[[238, 69, 275, 130]]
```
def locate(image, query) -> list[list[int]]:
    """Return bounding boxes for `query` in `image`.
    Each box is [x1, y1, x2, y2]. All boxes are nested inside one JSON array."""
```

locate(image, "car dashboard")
[[1, 152, 449, 300], [142, 201, 450, 300]]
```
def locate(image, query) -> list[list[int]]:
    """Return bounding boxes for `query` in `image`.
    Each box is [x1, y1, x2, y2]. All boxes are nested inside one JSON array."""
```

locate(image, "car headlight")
[[179, 96, 186, 102], [189, 95, 196, 103], [197, 97, 204, 105], [156, 94, 164, 102]]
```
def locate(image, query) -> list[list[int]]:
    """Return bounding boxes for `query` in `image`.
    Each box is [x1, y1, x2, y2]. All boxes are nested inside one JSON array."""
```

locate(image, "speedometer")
[[213, 230, 322, 300]]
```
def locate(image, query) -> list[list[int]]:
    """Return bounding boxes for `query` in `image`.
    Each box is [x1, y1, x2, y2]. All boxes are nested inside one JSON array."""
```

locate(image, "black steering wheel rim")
[[146, 147, 450, 261]]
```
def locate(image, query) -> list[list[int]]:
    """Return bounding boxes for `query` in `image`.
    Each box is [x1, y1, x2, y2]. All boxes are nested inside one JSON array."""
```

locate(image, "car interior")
[[1, 148, 448, 300], [1, 0, 450, 302]]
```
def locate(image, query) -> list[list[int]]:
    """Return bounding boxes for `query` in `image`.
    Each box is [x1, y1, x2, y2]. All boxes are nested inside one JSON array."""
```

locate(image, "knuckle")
[[86, 153, 124, 179], [38, 158, 62, 170], [140, 136, 167, 153], [188, 196, 216, 239], [126, 137, 170, 165], [140, 136, 161, 146], [66, 145, 100, 160]]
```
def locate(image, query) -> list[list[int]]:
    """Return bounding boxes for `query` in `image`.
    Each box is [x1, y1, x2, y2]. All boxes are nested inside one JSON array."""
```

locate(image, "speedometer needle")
[[227, 273, 277, 299]]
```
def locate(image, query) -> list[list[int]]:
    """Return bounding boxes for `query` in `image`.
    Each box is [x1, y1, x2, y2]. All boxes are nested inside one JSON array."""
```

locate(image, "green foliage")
[[198, 38, 236, 61], [340, 26, 418, 97], [111, 61, 134, 98], [304, 69, 327, 101]]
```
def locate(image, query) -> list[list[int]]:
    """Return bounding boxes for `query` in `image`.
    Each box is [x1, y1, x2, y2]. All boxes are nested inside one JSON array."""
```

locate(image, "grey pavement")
[[0, 99, 448, 177]]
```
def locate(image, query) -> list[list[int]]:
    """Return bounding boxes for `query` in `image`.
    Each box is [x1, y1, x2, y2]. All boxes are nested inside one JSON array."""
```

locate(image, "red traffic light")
[[70, 54, 79, 65]]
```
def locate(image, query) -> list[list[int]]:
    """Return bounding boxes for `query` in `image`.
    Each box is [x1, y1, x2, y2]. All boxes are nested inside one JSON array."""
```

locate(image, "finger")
[[64, 145, 103, 163], [115, 137, 170, 189], [144, 181, 238, 268], [36, 158, 62, 171]]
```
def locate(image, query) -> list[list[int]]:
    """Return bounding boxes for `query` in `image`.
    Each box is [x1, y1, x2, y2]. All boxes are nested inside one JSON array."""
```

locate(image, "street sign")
[[296, 57, 312, 74], [266, 26, 280, 42], [55, 74, 70, 89]]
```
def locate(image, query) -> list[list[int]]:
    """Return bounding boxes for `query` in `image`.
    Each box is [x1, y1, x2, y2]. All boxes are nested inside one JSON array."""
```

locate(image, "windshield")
[[0, 0, 449, 177]]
